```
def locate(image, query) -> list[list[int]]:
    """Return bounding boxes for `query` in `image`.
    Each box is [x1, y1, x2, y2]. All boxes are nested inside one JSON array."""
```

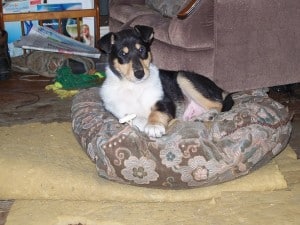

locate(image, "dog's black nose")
[[134, 70, 144, 79]]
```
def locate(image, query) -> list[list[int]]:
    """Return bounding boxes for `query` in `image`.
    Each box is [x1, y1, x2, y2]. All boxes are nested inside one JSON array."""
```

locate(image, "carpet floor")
[[0, 122, 299, 225]]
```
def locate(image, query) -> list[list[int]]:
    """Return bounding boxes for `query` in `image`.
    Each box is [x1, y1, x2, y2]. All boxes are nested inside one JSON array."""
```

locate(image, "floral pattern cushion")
[[71, 87, 292, 189]]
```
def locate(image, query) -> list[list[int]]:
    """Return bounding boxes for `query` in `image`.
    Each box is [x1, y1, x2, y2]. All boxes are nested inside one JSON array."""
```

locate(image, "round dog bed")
[[71, 87, 292, 189]]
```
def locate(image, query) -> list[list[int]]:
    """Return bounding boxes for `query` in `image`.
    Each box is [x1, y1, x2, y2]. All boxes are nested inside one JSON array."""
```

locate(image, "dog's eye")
[[119, 50, 128, 57], [139, 46, 146, 54]]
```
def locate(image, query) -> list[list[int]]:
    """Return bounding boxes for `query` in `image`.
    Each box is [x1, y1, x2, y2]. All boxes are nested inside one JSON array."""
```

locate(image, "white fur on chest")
[[100, 64, 163, 119]]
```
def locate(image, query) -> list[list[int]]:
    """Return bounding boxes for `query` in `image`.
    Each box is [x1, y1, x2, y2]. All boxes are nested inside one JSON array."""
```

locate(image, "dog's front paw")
[[144, 123, 166, 138], [132, 116, 148, 131]]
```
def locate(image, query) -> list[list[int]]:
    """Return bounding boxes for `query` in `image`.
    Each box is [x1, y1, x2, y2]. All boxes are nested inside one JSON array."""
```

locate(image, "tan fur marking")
[[140, 53, 152, 76], [113, 58, 134, 80], [135, 43, 141, 50], [122, 46, 129, 54], [148, 110, 171, 127], [135, 43, 152, 73], [177, 74, 223, 111]]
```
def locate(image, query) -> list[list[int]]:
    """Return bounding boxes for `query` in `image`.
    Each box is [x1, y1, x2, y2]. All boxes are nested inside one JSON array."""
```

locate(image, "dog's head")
[[98, 25, 154, 82]]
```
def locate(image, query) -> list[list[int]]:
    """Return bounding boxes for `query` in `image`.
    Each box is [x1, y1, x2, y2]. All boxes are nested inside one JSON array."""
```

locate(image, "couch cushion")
[[110, 2, 214, 50], [109, 3, 159, 26], [145, 0, 190, 18], [110, 3, 173, 44]]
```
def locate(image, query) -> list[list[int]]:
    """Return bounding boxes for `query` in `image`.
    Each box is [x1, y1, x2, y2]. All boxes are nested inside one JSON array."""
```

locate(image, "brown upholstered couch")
[[109, 0, 300, 92]]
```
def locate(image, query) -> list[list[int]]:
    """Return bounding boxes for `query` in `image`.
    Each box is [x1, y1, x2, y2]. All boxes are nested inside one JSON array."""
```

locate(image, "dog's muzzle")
[[134, 70, 145, 79]]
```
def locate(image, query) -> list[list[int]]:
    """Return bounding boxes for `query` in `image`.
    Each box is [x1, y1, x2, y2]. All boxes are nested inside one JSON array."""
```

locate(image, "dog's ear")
[[97, 32, 116, 53], [134, 25, 154, 43]]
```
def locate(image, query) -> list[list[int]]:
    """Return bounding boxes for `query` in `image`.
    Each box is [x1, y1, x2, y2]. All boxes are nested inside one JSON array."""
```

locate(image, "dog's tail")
[[221, 92, 234, 112]]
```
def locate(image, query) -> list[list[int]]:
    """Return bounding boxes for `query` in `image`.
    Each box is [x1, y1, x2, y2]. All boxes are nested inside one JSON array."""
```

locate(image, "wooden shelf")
[[0, 0, 100, 46]]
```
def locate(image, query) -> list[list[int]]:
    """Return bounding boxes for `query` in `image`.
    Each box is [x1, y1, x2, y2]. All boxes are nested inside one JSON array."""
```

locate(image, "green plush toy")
[[54, 66, 105, 90], [46, 66, 105, 98]]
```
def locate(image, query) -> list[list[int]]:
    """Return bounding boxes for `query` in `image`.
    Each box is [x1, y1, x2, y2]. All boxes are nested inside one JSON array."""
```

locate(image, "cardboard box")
[[3, 0, 42, 13], [3, 0, 30, 13]]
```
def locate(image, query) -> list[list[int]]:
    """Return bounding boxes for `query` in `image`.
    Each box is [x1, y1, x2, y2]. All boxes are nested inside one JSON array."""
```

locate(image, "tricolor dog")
[[98, 25, 233, 138]]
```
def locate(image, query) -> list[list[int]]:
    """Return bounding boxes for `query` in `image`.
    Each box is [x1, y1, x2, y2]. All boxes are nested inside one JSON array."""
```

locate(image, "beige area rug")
[[5, 184, 300, 225], [1, 122, 300, 225], [0, 122, 289, 202]]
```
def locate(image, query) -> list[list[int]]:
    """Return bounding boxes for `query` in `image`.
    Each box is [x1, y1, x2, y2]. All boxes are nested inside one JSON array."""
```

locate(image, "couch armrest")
[[169, 0, 214, 49], [177, 0, 202, 19]]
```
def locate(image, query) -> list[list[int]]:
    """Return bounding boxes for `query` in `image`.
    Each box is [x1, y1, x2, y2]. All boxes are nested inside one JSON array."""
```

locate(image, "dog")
[[98, 25, 233, 138]]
